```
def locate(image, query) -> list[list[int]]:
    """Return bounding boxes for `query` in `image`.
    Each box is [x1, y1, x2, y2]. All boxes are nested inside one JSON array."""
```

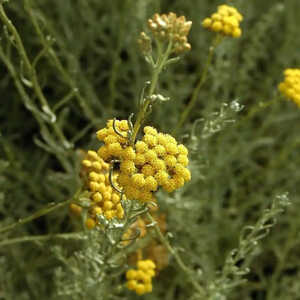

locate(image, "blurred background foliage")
[[0, 0, 300, 299]]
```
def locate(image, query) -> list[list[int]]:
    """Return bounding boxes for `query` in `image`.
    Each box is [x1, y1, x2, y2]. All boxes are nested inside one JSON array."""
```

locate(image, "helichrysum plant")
[[0, 1, 299, 300]]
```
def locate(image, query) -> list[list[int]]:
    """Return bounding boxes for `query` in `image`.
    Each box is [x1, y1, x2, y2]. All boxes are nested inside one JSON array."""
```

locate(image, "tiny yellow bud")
[[85, 218, 96, 229], [142, 164, 155, 177], [103, 200, 113, 210], [144, 150, 157, 162], [164, 155, 177, 167], [143, 134, 158, 147], [92, 206, 103, 215], [232, 27, 242, 38], [135, 153, 146, 166], [135, 141, 148, 153], [120, 160, 136, 175], [154, 170, 169, 185], [69, 203, 82, 216], [132, 173, 146, 188], [121, 146, 136, 160], [144, 176, 158, 191], [92, 192, 103, 202], [82, 160, 92, 168], [212, 21, 223, 32], [96, 128, 107, 141], [144, 126, 158, 136], [112, 193, 121, 204]]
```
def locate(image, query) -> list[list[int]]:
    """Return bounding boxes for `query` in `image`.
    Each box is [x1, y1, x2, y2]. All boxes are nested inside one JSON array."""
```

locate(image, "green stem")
[[146, 212, 206, 297], [24, 0, 97, 123], [130, 41, 173, 145], [174, 35, 221, 134], [0, 3, 70, 147], [0, 232, 87, 247], [0, 46, 71, 171], [0, 190, 81, 235]]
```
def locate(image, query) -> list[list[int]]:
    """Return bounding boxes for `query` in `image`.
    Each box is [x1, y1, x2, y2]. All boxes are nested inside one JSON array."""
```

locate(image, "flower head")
[[126, 259, 156, 295], [278, 68, 300, 106], [148, 12, 192, 54], [202, 4, 243, 38], [95, 122, 191, 203], [72, 150, 125, 229]]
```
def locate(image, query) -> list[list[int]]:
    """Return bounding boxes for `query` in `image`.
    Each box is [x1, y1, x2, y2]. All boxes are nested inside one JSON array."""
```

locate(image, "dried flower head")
[[278, 68, 300, 106], [148, 12, 192, 54], [138, 32, 152, 55], [202, 4, 243, 38]]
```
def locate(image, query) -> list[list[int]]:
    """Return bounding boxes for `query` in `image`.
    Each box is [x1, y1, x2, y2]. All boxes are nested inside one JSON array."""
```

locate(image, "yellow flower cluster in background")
[[148, 12, 192, 53], [96, 120, 191, 203], [77, 150, 124, 229], [202, 4, 243, 38], [278, 68, 300, 106], [126, 259, 156, 295]]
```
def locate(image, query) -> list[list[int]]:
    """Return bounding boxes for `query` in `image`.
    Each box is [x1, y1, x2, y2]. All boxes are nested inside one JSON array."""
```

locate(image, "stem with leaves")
[[0, 189, 81, 235], [0, 3, 75, 150], [129, 41, 173, 145]]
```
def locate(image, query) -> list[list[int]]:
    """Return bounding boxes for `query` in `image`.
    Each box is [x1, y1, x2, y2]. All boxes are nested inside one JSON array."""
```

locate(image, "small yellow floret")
[[202, 18, 212, 28], [121, 146, 136, 160], [120, 160, 136, 175], [69, 203, 82, 216], [132, 173, 146, 188], [164, 155, 177, 167], [144, 126, 158, 136], [85, 218, 96, 229], [142, 164, 155, 177], [92, 192, 103, 203], [135, 153, 146, 166], [143, 134, 158, 147], [108, 142, 122, 156], [96, 128, 107, 141], [154, 170, 169, 185], [144, 150, 158, 162], [212, 21, 223, 32], [135, 141, 148, 153], [144, 176, 158, 191]]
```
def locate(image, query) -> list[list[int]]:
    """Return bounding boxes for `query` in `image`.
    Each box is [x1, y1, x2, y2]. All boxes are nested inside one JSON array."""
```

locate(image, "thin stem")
[[174, 35, 222, 134], [0, 232, 87, 247], [0, 3, 70, 148], [146, 212, 206, 297], [0, 189, 81, 235], [24, 0, 98, 123], [130, 41, 173, 145], [0, 46, 71, 171]]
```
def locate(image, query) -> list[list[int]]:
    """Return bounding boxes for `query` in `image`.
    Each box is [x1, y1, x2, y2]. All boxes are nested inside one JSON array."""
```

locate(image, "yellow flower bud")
[[85, 218, 96, 229]]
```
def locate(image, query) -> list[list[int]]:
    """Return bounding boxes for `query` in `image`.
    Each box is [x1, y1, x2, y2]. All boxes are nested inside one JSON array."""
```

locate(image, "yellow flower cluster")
[[81, 150, 124, 229], [96, 121, 191, 203], [148, 12, 192, 53], [202, 4, 243, 38], [126, 259, 156, 295], [278, 68, 300, 106]]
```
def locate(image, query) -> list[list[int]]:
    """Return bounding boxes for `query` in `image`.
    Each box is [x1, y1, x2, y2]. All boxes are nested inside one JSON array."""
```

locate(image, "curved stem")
[[0, 232, 87, 247], [0, 3, 70, 147], [146, 212, 206, 297], [0, 189, 81, 235], [130, 41, 173, 145], [174, 35, 222, 134]]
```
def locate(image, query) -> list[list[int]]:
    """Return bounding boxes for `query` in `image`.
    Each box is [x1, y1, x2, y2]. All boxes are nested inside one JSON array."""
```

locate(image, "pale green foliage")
[[0, 0, 300, 299]]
